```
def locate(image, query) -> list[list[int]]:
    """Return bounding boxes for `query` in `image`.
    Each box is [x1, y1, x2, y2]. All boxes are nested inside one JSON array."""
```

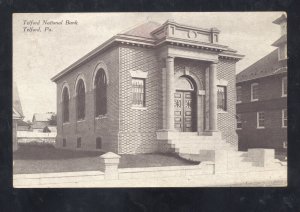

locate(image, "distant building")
[[13, 82, 24, 151], [17, 120, 31, 131], [32, 112, 55, 131], [236, 14, 287, 155]]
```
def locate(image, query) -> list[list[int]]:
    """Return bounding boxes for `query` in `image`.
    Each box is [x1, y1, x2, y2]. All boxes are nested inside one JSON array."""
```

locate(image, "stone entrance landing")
[[157, 131, 285, 172]]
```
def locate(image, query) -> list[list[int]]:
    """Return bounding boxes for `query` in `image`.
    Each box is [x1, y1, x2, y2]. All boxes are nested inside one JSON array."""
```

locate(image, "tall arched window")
[[62, 87, 69, 123], [76, 79, 85, 120], [94, 69, 107, 116]]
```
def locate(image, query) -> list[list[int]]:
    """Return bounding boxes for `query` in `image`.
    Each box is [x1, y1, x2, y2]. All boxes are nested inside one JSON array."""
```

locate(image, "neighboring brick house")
[[31, 112, 55, 131], [52, 20, 243, 154], [13, 82, 24, 151], [236, 14, 287, 154]]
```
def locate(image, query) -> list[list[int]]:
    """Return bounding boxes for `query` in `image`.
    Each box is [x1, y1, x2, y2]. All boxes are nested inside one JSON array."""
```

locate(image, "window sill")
[[281, 94, 287, 98], [257, 127, 265, 129], [131, 106, 147, 110], [77, 119, 85, 123], [282, 126, 287, 128], [251, 99, 258, 102], [95, 115, 108, 120], [218, 110, 228, 114], [236, 101, 242, 104], [63, 122, 70, 125]]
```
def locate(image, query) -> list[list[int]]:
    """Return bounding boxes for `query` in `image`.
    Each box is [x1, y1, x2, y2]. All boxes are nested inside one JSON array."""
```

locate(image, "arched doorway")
[[174, 76, 197, 132]]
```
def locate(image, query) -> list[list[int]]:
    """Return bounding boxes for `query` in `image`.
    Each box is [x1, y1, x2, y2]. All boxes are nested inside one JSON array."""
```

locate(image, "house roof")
[[272, 34, 287, 47], [272, 14, 287, 25], [120, 21, 161, 39], [236, 48, 287, 83], [18, 119, 30, 126], [13, 83, 24, 119], [33, 113, 54, 122]]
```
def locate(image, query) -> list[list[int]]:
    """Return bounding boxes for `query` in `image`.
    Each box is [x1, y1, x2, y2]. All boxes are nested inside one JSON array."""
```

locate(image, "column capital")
[[211, 60, 219, 65], [166, 56, 175, 61]]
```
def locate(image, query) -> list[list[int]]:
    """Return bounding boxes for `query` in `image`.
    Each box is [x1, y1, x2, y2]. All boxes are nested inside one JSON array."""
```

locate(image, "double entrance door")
[[174, 91, 196, 132]]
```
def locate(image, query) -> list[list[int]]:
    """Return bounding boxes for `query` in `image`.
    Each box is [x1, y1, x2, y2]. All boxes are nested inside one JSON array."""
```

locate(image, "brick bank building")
[[52, 20, 243, 154]]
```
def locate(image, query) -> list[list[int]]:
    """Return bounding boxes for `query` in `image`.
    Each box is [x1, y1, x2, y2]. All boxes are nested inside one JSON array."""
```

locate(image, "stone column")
[[209, 62, 218, 131], [166, 56, 175, 131]]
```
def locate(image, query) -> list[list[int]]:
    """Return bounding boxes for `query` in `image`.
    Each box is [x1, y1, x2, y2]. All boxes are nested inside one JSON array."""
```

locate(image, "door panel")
[[174, 91, 195, 132], [174, 92, 183, 132]]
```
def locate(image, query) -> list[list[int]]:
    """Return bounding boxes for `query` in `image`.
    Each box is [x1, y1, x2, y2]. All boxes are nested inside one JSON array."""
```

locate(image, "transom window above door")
[[176, 76, 194, 91]]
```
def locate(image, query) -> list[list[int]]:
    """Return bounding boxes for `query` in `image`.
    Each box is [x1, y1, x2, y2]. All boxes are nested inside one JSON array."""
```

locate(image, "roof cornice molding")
[[151, 20, 220, 35], [52, 26, 240, 82]]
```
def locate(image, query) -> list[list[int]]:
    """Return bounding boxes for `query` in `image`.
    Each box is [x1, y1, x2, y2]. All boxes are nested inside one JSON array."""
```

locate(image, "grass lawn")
[[13, 146, 198, 174]]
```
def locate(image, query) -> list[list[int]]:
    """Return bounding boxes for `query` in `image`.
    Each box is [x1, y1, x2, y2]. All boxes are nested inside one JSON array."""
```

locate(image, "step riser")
[[175, 145, 233, 151], [172, 137, 223, 141]]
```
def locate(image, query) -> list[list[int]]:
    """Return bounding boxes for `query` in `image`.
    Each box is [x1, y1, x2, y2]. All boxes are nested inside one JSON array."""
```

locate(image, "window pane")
[[283, 77, 287, 95], [77, 80, 85, 120], [95, 69, 107, 116], [283, 109, 287, 127], [217, 86, 226, 111], [132, 78, 145, 106], [62, 87, 69, 122], [237, 114, 242, 129], [258, 112, 265, 127]]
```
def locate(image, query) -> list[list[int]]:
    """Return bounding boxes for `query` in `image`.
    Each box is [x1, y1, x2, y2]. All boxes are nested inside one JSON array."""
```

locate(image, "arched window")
[[62, 87, 69, 123], [76, 79, 85, 120], [94, 69, 107, 116]]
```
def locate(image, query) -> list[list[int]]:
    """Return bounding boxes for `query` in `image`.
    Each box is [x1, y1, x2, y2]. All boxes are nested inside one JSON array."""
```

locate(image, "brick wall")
[[217, 59, 238, 149], [56, 47, 119, 152], [118, 45, 160, 154], [236, 73, 287, 153], [237, 73, 286, 103], [237, 110, 287, 153]]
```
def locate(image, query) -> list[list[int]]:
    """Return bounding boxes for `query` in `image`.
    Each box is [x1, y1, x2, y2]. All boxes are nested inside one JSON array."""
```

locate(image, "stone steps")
[[175, 145, 233, 153], [166, 133, 284, 173]]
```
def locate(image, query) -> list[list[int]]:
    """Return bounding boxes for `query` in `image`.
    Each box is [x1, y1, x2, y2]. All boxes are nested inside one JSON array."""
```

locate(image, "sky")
[[13, 12, 283, 121]]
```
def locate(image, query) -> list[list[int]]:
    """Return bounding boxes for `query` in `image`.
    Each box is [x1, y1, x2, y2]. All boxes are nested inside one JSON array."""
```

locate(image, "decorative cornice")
[[52, 26, 242, 82]]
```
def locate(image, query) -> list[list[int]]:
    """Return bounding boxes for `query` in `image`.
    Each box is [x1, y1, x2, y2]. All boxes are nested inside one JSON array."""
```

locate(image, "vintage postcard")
[[13, 12, 287, 187]]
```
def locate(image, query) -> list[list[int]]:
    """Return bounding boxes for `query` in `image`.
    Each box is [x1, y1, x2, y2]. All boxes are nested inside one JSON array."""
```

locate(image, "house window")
[[237, 114, 242, 129], [96, 137, 102, 149], [251, 83, 259, 101], [236, 86, 242, 103], [282, 109, 287, 128], [282, 76, 287, 97], [62, 87, 69, 123], [77, 137, 81, 148], [95, 69, 107, 117], [132, 78, 145, 107], [257, 112, 265, 129], [76, 79, 85, 120], [279, 44, 287, 60], [283, 141, 287, 149], [217, 86, 227, 111], [63, 138, 66, 147]]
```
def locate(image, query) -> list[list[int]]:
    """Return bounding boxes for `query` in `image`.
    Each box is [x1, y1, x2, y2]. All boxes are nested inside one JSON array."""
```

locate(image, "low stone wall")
[[17, 131, 56, 146], [13, 150, 287, 188]]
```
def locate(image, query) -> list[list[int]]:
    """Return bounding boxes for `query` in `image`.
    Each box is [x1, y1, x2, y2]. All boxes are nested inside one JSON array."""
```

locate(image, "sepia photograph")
[[12, 12, 287, 187]]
